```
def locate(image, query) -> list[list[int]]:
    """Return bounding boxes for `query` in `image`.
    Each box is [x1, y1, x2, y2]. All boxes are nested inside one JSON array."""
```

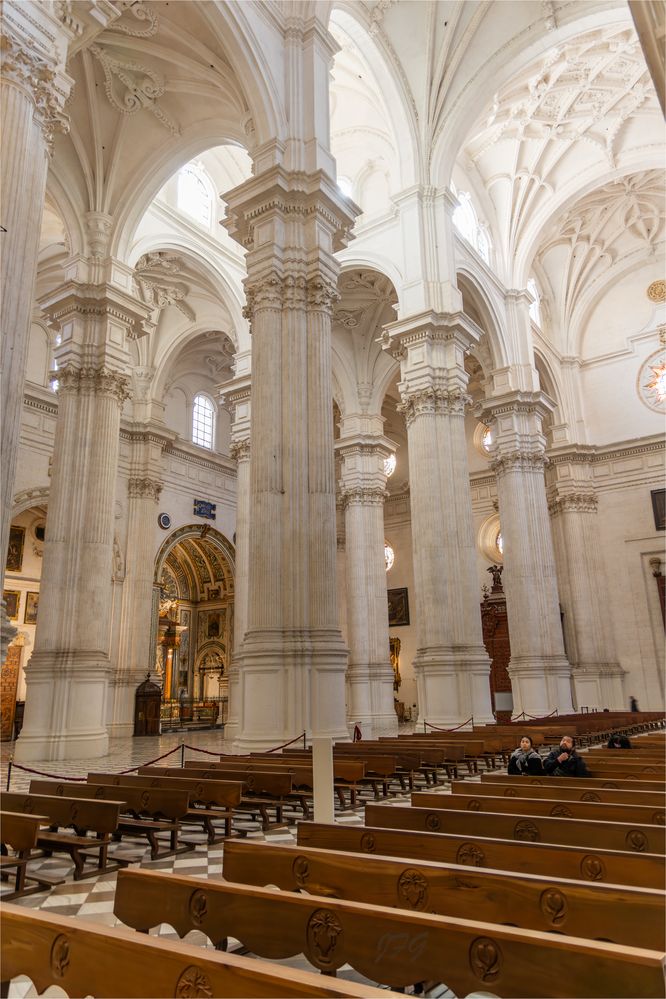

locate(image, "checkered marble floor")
[[1, 729, 457, 997]]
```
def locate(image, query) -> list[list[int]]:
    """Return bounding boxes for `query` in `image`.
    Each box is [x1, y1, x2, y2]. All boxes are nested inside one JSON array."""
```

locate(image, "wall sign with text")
[[194, 499, 216, 520]]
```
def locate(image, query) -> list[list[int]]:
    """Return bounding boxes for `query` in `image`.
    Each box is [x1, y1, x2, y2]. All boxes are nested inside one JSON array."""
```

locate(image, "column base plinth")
[[573, 662, 626, 712], [508, 655, 573, 718], [414, 646, 494, 727]]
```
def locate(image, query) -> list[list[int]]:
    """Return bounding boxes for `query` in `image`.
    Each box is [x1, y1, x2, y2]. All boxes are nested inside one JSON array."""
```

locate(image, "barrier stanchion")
[[6, 754, 13, 791], [180, 741, 185, 768]]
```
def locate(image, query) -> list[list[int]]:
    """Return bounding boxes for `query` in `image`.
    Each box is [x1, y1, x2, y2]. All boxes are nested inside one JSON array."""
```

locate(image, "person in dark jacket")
[[508, 735, 544, 775], [543, 735, 590, 777], [607, 734, 632, 749]]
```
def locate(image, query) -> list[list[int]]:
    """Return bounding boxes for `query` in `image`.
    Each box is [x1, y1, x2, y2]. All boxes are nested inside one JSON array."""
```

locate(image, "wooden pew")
[[296, 821, 664, 889], [364, 802, 666, 854], [221, 839, 666, 948], [113, 868, 666, 998], [481, 772, 665, 792], [0, 811, 57, 900], [1, 792, 125, 879], [138, 765, 297, 829], [413, 790, 666, 826], [455, 779, 666, 808], [0, 903, 393, 999], [30, 774, 242, 848]]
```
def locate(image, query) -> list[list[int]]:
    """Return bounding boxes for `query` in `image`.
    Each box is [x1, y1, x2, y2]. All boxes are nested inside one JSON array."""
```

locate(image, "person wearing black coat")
[[543, 735, 590, 777], [607, 734, 632, 749], [508, 735, 544, 775]]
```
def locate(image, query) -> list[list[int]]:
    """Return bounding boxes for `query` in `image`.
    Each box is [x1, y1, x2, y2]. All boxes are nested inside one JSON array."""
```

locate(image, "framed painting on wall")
[[3, 590, 20, 621], [388, 587, 410, 627], [6, 526, 25, 572], [24, 591, 39, 625], [651, 489, 665, 531]]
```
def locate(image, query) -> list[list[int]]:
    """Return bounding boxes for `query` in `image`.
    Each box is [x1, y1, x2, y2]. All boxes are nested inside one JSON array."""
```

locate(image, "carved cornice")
[[54, 363, 130, 404], [229, 439, 250, 462], [0, 31, 69, 147], [548, 491, 598, 516], [398, 387, 470, 427], [24, 393, 58, 417], [339, 485, 387, 509], [127, 476, 162, 501], [491, 447, 547, 476]]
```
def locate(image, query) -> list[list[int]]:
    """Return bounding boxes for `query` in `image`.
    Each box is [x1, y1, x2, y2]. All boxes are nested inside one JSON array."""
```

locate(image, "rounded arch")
[[533, 347, 564, 421], [154, 524, 236, 587], [336, 252, 404, 315], [151, 319, 240, 404], [456, 267, 508, 370]]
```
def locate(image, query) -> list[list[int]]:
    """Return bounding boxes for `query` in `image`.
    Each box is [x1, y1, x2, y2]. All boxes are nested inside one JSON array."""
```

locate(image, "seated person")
[[508, 735, 544, 775], [607, 734, 632, 749], [543, 735, 590, 777]]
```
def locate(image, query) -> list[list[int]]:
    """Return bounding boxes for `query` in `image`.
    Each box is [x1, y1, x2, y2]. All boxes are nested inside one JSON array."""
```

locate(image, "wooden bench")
[[139, 765, 297, 830], [364, 802, 666, 854], [481, 772, 666, 792], [113, 868, 666, 997], [296, 821, 664, 889], [456, 779, 666, 808], [221, 839, 665, 948], [1, 792, 125, 879], [0, 903, 393, 999], [413, 790, 666, 826], [0, 811, 58, 900], [74, 773, 243, 843]]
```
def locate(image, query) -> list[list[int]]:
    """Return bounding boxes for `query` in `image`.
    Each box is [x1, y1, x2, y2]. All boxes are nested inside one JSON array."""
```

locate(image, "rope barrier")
[[184, 744, 224, 757], [6, 744, 181, 789], [265, 732, 307, 753], [424, 716, 474, 733], [511, 708, 559, 722]]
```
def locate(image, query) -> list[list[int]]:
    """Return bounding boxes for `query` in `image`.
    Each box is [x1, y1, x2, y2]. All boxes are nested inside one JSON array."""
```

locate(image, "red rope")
[[265, 732, 307, 753], [8, 744, 181, 782], [425, 716, 474, 733], [183, 744, 223, 757]]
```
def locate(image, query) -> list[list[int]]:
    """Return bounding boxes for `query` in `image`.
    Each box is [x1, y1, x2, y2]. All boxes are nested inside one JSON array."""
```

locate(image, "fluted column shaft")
[[225, 432, 250, 743], [383, 313, 494, 727], [482, 393, 574, 717], [223, 169, 356, 750], [547, 458, 624, 709], [0, 17, 72, 655], [15, 282, 151, 760], [338, 431, 398, 736]]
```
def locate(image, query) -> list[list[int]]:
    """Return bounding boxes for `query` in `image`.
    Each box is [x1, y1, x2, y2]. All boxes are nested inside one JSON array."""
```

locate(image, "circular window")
[[473, 422, 493, 459], [384, 541, 395, 572], [384, 453, 397, 478], [637, 349, 666, 413], [478, 514, 503, 564]]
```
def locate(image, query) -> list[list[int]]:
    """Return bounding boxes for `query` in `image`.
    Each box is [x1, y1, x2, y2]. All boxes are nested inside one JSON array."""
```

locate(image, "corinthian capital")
[[398, 387, 470, 427], [548, 491, 598, 516], [491, 447, 547, 476], [339, 485, 387, 509], [128, 477, 163, 501], [0, 31, 69, 147], [54, 364, 130, 405], [230, 439, 251, 462]]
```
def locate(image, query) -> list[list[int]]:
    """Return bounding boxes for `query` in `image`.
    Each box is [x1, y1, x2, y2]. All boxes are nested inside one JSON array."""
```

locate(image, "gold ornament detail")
[[647, 280, 666, 303]]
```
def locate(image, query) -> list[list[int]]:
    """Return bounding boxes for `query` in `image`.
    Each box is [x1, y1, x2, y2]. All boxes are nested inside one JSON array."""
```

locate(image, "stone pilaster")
[[14, 280, 152, 761], [337, 425, 398, 737], [547, 450, 625, 709], [0, 6, 73, 657], [480, 391, 574, 717], [221, 363, 252, 743], [383, 312, 494, 728], [223, 167, 355, 749]]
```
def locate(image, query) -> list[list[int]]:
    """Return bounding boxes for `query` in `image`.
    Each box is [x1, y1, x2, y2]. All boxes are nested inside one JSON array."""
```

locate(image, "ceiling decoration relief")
[[460, 24, 661, 271], [536, 170, 665, 339], [134, 251, 195, 321]]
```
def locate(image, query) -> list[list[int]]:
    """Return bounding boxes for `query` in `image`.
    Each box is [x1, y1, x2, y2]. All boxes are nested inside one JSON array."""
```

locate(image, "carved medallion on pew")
[[360, 832, 376, 852], [603, 781, 620, 788], [550, 805, 573, 818], [293, 856, 310, 886], [626, 830, 648, 851], [397, 869, 429, 910], [50, 934, 70, 978], [189, 889, 208, 926], [504, 787, 517, 796], [540, 888, 568, 927], [653, 811, 665, 824], [425, 813, 441, 831], [581, 791, 601, 801], [306, 909, 343, 970], [467, 799, 482, 810], [94, 786, 105, 799], [580, 855, 605, 881], [176, 965, 212, 998], [514, 819, 540, 841], [469, 937, 502, 983], [456, 843, 485, 867]]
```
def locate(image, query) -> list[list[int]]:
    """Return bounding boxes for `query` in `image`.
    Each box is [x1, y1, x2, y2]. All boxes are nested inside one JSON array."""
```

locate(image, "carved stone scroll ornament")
[[134, 253, 194, 320], [0, 32, 69, 148], [88, 43, 179, 136], [397, 387, 471, 428]]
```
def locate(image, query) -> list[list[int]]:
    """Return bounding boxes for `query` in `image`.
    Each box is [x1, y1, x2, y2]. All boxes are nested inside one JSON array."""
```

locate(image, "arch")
[[154, 524, 236, 587], [456, 267, 508, 370], [12, 488, 50, 520], [336, 253, 404, 315], [532, 347, 565, 421]]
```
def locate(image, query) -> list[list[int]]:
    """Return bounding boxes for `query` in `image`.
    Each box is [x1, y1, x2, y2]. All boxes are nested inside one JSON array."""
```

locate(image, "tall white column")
[[383, 313, 494, 727], [0, 8, 73, 656], [224, 170, 355, 750], [480, 392, 574, 717], [222, 364, 252, 744], [547, 451, 625, 709], [338, 425, 398, 737], [15, 280, 152, 761]]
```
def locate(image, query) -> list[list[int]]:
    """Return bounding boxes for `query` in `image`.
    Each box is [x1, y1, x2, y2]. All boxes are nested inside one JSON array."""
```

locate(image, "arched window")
[[337, 175, 353, 198], [452, 188, 491, 264], [527, 277, 542, 327], [177, 162, 213, 227], [192, 394, 215, 450]]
